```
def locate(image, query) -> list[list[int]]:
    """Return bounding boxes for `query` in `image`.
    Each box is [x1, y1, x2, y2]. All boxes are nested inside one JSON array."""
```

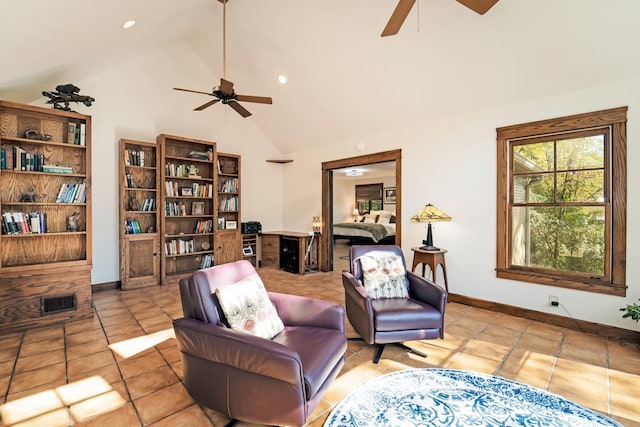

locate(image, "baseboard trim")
[[91, 281, 120, 293], [448, 293, 640, 344]]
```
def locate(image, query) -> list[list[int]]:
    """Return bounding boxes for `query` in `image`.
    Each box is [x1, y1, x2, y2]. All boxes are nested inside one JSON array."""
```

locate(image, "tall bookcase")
[[119, 139, 160, 289], [215, 152, 241, 265], [158, 134, 216, 285], [0, 100, 92, 332]]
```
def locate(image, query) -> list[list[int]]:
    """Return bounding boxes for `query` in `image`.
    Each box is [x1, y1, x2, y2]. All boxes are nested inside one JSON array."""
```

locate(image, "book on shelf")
[[68, 122, 77, 144], [124, 219, 143, 234], [79, 123, 86, 146], [125, 148, 145, 167], [43, 165, 73, 174], [56, 180, 86, 203], [1, 211, 47, 235], [165, 238, 195, 255], [199, 253, 214, 269]]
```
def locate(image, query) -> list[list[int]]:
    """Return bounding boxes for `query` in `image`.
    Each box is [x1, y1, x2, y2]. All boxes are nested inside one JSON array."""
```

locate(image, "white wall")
[[281, 76, 640, 332], [33, 41, 285, 285]]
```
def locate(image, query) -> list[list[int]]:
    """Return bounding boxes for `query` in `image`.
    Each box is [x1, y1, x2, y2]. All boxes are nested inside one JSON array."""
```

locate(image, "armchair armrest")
[[173, 318, 304, 385], [341, 271, 372, 313], [407, 271, 447, 313], [269, 292, 345, 333]]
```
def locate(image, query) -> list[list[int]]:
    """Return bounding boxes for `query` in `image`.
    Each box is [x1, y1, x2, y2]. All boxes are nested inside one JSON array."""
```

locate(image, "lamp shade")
[[410, 204, 452, 223]]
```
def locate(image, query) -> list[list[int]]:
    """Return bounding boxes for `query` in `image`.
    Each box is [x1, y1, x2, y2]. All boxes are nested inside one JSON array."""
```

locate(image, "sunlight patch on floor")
[[0, 376, 124, 426], [108, 327, 175, 359]]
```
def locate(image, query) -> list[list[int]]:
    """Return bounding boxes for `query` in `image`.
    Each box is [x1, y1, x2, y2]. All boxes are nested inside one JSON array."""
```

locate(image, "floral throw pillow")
[[359, 254, 409, 299], [215, 273, 284, 339]]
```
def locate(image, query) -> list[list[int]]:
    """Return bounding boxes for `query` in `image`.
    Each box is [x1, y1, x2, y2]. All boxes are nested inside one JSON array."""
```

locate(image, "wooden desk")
[[261, 231, 320, 275], [410, 247, 449, 293]]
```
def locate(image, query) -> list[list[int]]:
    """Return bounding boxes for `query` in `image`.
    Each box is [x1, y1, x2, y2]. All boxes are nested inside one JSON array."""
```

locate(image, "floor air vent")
[[41, 294, 76, 316]]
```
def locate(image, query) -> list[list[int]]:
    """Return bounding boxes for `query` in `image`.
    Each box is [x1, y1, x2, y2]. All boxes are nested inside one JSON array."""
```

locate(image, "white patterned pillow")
[[215, 273, 284, 339], [359, 254, 409, 299]]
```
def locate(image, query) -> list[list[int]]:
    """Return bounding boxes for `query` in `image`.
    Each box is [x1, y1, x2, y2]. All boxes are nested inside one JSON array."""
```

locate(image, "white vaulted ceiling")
[[2, 0, 640, 153]]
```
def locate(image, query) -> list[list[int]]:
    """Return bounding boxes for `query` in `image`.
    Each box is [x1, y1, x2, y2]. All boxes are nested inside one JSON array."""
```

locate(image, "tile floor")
[[0, 243, 639, 426]]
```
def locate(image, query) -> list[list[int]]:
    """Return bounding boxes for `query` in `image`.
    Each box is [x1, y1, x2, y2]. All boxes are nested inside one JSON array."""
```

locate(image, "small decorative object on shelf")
[[66, 212, 80, 232], [42, 84, 95, 112], [312, 216, 322, 233]]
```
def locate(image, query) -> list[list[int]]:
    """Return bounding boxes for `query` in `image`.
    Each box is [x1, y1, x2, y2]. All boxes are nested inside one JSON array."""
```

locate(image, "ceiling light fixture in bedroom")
[[346, 169, 363, 176]]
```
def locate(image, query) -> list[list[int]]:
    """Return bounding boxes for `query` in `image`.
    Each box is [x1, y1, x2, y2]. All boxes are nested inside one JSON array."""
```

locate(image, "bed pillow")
[[358, 254, 409, 299], [215, 273, 284, 339], [363, 214, 377, 223], [377, 215, 391, 224]]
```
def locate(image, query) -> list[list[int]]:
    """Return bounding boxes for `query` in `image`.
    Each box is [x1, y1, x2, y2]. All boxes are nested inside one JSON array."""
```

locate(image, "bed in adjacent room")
[[333, 210, 396, 244]]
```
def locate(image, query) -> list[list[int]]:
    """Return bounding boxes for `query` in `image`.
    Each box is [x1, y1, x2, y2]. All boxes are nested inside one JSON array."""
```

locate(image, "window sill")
[[495, 269, 626, 296]]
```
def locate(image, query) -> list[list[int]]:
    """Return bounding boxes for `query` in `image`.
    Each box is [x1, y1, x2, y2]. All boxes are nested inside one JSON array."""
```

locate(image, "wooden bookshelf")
[[0, 100, 92, 332], [215, 152, 241, 265], [158, 134, 216, 285], [119, 139, 160, 289]]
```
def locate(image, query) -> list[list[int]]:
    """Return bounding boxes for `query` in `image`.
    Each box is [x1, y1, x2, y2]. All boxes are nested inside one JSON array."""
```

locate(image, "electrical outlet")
[[549, 295, 559, 307]]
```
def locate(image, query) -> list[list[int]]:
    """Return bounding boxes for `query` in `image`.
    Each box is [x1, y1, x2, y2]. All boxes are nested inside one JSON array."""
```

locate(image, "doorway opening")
[[320, 149, 402, 271]]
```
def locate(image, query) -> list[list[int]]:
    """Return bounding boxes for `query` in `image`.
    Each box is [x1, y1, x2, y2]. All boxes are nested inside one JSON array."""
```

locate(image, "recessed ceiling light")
[[122, 20, 136, 29], [278, 75, 287, 84]]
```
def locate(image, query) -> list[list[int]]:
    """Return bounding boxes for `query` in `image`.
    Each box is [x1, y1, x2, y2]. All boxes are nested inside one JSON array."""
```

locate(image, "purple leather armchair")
[[342, 245, 447, 363], [173, 260, 347, 427]]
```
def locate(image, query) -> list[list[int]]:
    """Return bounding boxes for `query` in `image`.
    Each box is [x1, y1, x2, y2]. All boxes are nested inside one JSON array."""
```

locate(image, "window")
[[355, 183, 383, 214], [496, 107, 627, 296]]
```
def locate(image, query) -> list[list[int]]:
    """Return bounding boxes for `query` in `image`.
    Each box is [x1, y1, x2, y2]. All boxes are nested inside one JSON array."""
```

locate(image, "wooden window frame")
[[496, 107, 627, 296], [355, 183, 383, 214]]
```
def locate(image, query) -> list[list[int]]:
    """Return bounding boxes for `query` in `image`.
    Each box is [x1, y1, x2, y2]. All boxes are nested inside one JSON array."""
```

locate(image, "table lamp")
[[410, 204, 451, 251], [352, 208, 360, 222]]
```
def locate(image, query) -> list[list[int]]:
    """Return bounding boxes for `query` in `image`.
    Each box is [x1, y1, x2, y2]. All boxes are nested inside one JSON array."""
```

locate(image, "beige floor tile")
[[548, 358, 609, 414], [73, 402, 140, 426], [9, 363, 66, 395], [125, 365, 179, 400], [134, 382, 194, 425], [117, 350, 166, 379], [67, 350, 117, 379], [13, 349, 65, 374], [147, 403, 213, 427]]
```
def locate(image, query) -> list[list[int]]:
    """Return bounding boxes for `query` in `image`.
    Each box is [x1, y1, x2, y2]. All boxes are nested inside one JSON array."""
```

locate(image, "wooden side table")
[[410, 247, 449, 293]]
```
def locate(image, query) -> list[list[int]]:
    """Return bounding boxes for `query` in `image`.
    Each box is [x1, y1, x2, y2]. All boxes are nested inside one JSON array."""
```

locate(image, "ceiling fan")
[[173, 0, 272, 117], [381, 0, 499, 37]]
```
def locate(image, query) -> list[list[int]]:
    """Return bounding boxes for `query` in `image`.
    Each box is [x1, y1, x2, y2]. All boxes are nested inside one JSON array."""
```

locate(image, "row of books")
[[219, 195, 238, 211], [218, 178, 238, 193], [165, 238, 195, 255], [124, 148, 145, 166], [165, 163, 200, 178], [2, 212, 47, 235], [56, 181, 87, 203], [165, 202, 188, 217], [165, 181, 213, 198], [67, 122, 87, 146], [139, 198, 156, 212], [1, 146, 75, 174], [199, 254, 214, 269], [124, 219, 143, 234], [194, 220, 213, 234]]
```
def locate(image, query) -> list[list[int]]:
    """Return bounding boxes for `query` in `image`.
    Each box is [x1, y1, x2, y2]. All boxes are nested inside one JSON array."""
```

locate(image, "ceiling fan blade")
[[220, 78, 234, 94], [227, 101, 252, 118], [194, 99, 220, 111], [456, 0, 499, 15], [174, 88, 213, 96], [381, 0, 416, 37], [236, 94, 273, 104]]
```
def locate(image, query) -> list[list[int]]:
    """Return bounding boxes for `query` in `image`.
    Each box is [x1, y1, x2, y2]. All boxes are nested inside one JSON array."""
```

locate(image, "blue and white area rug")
[[324, 368, 621, 426]]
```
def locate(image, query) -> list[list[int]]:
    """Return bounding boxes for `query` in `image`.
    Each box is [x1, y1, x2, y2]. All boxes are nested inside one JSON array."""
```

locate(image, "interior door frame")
[[320, 149, 402, 271]]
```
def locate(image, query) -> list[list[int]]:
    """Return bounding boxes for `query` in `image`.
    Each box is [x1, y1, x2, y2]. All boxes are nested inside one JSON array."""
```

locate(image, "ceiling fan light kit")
[[173, 0, 272, 117], [382, 0, 499, 37]]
